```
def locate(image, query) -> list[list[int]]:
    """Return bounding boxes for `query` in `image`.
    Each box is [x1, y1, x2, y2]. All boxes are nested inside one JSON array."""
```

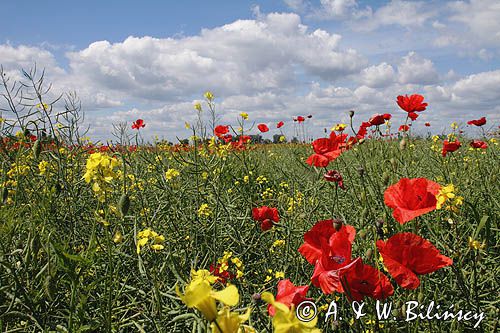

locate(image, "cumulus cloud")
[[359, 62, 395, 88], [397, 52, 439, 85]]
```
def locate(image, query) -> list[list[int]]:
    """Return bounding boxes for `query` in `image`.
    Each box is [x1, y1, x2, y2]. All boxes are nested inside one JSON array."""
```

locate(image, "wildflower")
[[214, 125, 229, 138], [198, 203, 213, 218], [194, 102, 202, 112], [131, 119, 145, 130], [368, 114, 385, 126], [267, 279, 310, 316], [184, 122, 191, 129], [333, 123, 347, 132], [252, 206, 279, 231], [164, 168, 180, 181], [274, 271, 285, 279], [279, 135, 286, 143], [210, 307, 252, 333], [425, 122, 431, 127], [377, 232, 453, 289], [136, 228, 165, 254], [297, 116, 305, 123], [204, 91, 214, 101], [38, 160, 50, 175], [257, 124, 269, 133], [277, 121, 284, 128], [450, 122, 459, 130], [273, 239, 285, 248], [240, 112, 248, 120], [467, 117, 486, 126], [323, 170, 345, 189], [384, 178, 441, 224], [176, 279, 239, 322], [399, 125, 410, 132], [468, 237, 485, 250], [83, 152, 119, 202], [306, 132, 349, 167], [113, 231, 124, 243], [435, 184, 463, 210], [396, 94, 428, 113], [442, 139, 461, 157], [191, 269, 219, 285], [470, 140, 488, 149]]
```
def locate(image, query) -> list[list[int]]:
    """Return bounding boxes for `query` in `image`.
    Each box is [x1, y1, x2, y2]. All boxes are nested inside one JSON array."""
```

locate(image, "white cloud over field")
[[0, 7, 498, 141]]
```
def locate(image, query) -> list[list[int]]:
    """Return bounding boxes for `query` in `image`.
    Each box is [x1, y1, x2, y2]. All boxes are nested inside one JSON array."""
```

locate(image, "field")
[[0, 78, 499, 332]]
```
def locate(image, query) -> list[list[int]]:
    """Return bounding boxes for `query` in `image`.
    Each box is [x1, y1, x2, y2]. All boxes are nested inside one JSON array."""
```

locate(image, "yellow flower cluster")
[[332, 123, 347, 132], [165, 168, 180, 180], [198, 203, 213, 218], [240, 112, 248, 120], [468, 237, 485, 250], [261, 188, 275, 199], [270, 239, 285, 253], [136, 228, 165, 254], [436, 184, 463, 211], [217, 251, 245, 279], [83, 152, 119, 202], [256, 175, 267, 184]]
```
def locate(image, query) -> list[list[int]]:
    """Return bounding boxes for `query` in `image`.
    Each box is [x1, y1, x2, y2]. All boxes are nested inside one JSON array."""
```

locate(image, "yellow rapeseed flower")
[[240, 112, 249, 120], [165, 168, 180, 180]]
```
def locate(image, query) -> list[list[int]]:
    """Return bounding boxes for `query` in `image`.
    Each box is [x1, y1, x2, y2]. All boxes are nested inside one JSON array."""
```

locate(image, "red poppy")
[[356, 122, 371, 139], [408, 112, 419, 121], [384, 178, 441, 224], [252, 206, 279, 231], [340, 259, 394, 301], [297, 116, 305, 123], [397, 94, 428, 112], [267, 279, 310, 316], [383, 113, 392, 120], [277, 121, 284, 128], [369, 114, 386, 126], [442, 140, 461, 157], [209, 263, 235, 284], [214, 125, 229, 137], [131, 119, 145, 129], [306, 132, 348, 167], [376, 233, 453, 290], [298, 220, 356, 265], [257, 124, 269, 133], [425, 122, 431, 127], [221, 134, 233, 143], [231, 135, 251, 149], [467, 117, 486, 126], [470, 140, 488, 149], [399, 125, 410, 132], [324, 170, 345, 189], [312, 256, 358, 295]]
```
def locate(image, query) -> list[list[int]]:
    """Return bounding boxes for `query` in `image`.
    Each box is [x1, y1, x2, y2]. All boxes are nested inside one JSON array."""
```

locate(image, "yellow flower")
[[240, 112, 249, 120], [113, 231, 123, 243], [468, 237, 485, 250], [191, 269, 219, 285], [165, 168, 180, 180], [451, 122, 458, 129], [38, 160, 49, 175], [198, 203, 213, 218], [274, 271, 285, 279], [137, 228, 165, 254], [332, 123, 347, 132], [243, 175, 249, 183], [185, 121, 191, 129], [436, 184, 456, 210], [204, 91, 214, 101], [194, 102, 202, 112], [261, 292, 320, 333], [279, 135, 286, 143], [176, 280, 239, 322], [211, 308, 253, 333]]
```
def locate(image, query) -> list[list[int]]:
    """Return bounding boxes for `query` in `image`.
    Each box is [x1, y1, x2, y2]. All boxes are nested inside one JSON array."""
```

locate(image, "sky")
[[1, 0, 499, 142]]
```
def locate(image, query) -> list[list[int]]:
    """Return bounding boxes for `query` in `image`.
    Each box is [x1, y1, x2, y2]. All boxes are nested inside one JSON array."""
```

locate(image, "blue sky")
[[1, 0, 499, 141]]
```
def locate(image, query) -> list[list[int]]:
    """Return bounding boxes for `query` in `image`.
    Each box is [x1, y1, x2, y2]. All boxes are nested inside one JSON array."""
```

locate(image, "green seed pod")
[[44, 275, 56, 301], [382, 172, 390, 186], [399, 138, 407, 150], [118, 193, 130, 217], [361, 207, 369, 219], [358, 229, 367, 240], [360, 191, 366, 202], [33, 139, 42, 159], [390, 158, 397, 171], [365, 248, 373, 260], [2, 187, 8, 203], [349, 110, 355, 118], [418, 290, 424, 303]]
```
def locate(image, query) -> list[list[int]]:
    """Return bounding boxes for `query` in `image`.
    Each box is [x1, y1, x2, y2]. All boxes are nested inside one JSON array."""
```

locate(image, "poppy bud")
[[333, 219, 343, 231], [23, 127, 31, 137], [33, 139, 42, 159], [358, 229, 367, 239], [118, 193, 130, 217], [252, 293, 261, 301], [382, 172, 390, 186], [365, 248, 373, 260], [358, 138, 365, 144], [2, 187, 8, 203], [399, 138, 407, 150], [376, 219, 384, 228], [349, 110, 355, 118], [418, 290, 424, 303], [390, 158, 397, 171], [357, 166, 365, 176], [361, 208, 368, 219]]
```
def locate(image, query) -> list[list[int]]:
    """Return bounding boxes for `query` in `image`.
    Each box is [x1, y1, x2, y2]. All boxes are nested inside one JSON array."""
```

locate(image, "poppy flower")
[[257, 124, 269, 133], [306, 132, 348, 167], [340, 259, 394, 301], [383, 113, 392, 120], [209, 263, 235, 284], [408, 112, 419, 121], [376, 233, 453, 290], [399, 125, 410, 132], [297, 116, 305, 123], [442, 140, 461, 157], [312, 256, 359, 295], [131, 119, 145, 130], [214, 125, 229, 138], [470, 140, 488, 149], [267, 279, 310, 316], [467, 117, 486, 126], [277, 121, 284, 128], [324, 170, 345, 189], [252, 206, 279, 231], [397, 94, 428, 113], [384, 178, 441, 224], [221, 134, 233, 143], [425, 122, 431, 127], [356, 122, 371, 139], [369, 114, 385, 126], [298, 219, 356, 265]]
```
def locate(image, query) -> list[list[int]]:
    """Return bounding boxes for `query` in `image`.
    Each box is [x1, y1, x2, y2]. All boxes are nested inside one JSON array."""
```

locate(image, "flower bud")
[[357, 166, 365, 176], [399, 138, 407, 150], [365, 248, 373, 260], [358, 229, 367, 239], [252, 293, 261, 301], [382, 172, 390, 186], [333, 219, 343, 231], [33, 139, 42, 159], [349, 110, 355, 118], [118, 193, 130, 217]]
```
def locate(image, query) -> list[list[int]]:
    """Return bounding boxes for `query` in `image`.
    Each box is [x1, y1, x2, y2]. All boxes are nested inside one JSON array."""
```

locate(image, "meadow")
[[0, 69, 498, 332]]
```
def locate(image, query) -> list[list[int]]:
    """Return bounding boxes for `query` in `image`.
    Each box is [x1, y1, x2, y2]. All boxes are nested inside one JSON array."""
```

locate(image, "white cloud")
[[359, 62, 395, 88], [397, 52, 439, 85]]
